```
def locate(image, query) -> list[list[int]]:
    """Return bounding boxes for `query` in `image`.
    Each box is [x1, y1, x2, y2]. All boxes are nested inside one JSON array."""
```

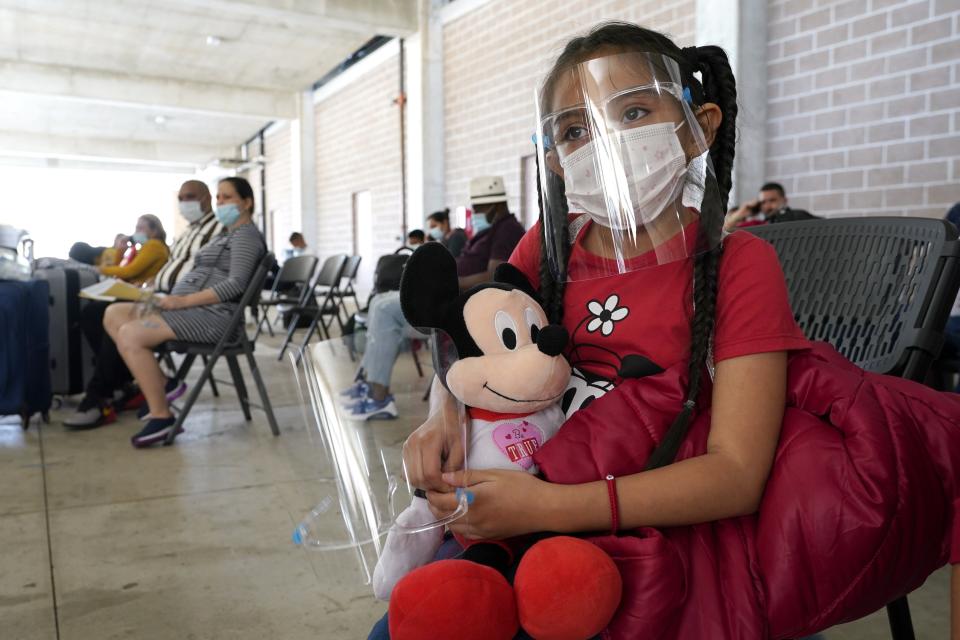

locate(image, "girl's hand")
[[427, 469, 558, 540], [402, 388, 464, 492], [156, 295, 186, 310]]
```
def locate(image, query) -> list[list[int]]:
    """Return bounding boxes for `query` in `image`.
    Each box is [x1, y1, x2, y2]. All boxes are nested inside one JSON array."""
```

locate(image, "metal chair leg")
[[411, 343, 424, 378], [296, 312, 324, 362], [201, 355, 220, 397], [226, 355, 252, 421], [174, 354, 197, 384], [244, 347, 280, 436], [165, 354, 218, 446], [277, 311, 302, 361], [885, 596, 915, 640]]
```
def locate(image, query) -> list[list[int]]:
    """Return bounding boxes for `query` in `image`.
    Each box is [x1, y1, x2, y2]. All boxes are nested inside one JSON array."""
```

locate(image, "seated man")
[[64, 180, 222, 429], [426, 208, 468, 258], [724, 182, 817, 230], [407, 229, 426, 247], [283, 232, 309, 261], [342, 176, 525, 420]]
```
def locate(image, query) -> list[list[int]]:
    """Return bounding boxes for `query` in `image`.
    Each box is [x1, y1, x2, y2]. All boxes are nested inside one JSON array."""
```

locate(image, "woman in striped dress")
[[104, 177, 266, 447]]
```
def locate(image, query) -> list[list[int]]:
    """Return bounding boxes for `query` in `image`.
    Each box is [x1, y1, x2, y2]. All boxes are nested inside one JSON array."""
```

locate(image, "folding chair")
[[748, 217, 960, 640], [254, 254, 318, 340], [277, 254, 348, 361], [335, 255, 362, 321], [159, 252, 281, 445]]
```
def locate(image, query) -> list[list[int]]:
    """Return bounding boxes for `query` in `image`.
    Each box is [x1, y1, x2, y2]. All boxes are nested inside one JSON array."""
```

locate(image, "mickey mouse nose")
[[536, 325, 568, 357]]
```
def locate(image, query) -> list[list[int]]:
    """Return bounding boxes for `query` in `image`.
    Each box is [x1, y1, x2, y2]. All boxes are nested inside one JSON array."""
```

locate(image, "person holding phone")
[[724, 182, 817, 230]]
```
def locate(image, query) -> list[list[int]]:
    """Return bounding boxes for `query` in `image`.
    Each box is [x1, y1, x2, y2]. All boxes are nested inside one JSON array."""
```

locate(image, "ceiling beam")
[[159, 0, 418, 37], [0, 60, 296, 120], [0, 130, 231, 167]]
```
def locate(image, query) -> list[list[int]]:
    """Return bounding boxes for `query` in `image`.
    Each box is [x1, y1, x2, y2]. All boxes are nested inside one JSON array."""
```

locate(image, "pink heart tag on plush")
[[492, 420, 544, 470]]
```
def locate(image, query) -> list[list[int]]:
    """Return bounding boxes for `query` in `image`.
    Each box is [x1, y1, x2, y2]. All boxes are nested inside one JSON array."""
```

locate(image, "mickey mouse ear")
[[399, 243, 460, 329], [493, 262, 539, 302]]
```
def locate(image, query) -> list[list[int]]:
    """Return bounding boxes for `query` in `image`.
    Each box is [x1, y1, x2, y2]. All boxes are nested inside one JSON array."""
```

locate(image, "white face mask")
[[178, 200, 204, 223], [559, 121, 688, 230]]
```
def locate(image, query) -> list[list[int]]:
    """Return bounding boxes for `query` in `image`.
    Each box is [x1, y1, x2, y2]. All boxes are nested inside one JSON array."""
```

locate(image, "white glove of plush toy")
[[373, 496, 444, 601]]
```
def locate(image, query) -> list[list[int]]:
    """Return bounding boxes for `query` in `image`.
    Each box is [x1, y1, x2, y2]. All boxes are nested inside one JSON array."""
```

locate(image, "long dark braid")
[[533, 22, 738, 469]]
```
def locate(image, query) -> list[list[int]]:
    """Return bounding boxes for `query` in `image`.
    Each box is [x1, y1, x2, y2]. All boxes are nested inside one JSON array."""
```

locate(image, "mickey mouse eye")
[[524, 307, 543, 344], [495, 311, 518, 350]]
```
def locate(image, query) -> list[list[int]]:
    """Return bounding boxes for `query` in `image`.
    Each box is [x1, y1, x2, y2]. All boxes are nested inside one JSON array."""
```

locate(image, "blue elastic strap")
[[531, 133, 553, 149], [682, 86, 693, 104]]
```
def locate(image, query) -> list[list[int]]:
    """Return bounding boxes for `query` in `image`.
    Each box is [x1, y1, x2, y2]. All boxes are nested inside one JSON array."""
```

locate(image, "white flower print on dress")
[[586, 294, 629, 337]]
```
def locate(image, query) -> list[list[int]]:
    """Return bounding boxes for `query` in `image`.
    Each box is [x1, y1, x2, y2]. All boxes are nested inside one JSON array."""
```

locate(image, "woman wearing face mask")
[[103, 177, 266, 448], [97, 215, 169, 284], [426, 208, 468, 258]]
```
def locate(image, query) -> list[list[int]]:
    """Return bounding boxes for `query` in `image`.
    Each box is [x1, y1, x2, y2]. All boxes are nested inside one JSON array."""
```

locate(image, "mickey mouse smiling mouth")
[[483, 382, 563, 403]]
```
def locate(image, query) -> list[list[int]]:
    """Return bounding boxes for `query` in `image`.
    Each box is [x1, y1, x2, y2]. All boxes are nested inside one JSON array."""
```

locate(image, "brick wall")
[[766, 0, 960, 218], [442, 0, 695, 224], [314, 50, 404, 287], [264, 122, 294, 256]]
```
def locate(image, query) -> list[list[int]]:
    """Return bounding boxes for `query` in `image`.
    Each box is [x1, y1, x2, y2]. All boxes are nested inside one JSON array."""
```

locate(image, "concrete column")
[[404, 0, 446, 228], [696, 0, 767, 207], [296, 89, 319, 247]]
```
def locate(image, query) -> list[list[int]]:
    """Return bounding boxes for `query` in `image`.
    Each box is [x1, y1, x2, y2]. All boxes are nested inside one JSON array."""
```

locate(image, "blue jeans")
[[360, 291, 426, 388]]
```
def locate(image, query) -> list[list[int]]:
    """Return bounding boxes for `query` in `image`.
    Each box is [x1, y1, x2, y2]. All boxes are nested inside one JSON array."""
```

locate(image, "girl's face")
[[217, 181, 252, 216], [544, 52, 720, 178]]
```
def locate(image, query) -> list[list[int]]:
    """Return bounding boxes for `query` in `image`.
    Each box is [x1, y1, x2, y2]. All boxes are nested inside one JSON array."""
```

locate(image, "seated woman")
[[98, 216, 169, 283], [103, 177, 266, 448]]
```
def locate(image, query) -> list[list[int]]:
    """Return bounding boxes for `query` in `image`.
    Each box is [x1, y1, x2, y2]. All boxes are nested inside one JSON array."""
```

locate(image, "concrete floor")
[[0, 327, 951, 639]]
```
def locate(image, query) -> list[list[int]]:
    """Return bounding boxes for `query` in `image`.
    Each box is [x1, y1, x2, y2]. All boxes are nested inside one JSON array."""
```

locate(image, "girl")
[[390, 21, 959, 640], [104, 177, 265, 448]]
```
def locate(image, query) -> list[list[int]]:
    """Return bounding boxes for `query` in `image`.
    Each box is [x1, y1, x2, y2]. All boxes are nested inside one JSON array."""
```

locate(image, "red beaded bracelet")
[[605, 474, 619, 535]]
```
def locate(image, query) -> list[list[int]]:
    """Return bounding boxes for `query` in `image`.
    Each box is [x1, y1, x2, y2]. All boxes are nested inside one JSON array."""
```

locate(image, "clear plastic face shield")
[[535, 52, 725, 281], [288, 331, 468, 598]]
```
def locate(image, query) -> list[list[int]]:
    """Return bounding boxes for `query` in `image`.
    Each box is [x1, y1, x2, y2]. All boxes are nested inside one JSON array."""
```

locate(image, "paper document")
[[79, 278, 152, 302]]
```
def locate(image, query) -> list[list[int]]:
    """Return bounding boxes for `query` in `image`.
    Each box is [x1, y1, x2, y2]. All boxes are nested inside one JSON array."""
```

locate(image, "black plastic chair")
[[159, 252, 280, 445], [255, 254, 318, 340], [747, 217, 960, 640], [334, 255, 362, 320], [277, 254, 349, 361]]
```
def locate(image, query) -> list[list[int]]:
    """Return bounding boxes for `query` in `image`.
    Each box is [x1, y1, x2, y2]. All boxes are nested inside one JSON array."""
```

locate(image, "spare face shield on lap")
[[535, 51, 725, 281], [287, 333, 468, 586]]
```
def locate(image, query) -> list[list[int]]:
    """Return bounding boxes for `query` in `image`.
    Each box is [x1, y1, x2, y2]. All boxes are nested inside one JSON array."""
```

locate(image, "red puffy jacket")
[[533, 343, 960, 639]]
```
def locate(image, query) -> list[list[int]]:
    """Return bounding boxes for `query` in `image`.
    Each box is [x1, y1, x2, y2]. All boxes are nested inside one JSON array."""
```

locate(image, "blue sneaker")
[[347, 394, 397, 421], [339, 380, 369, 405], [131, 417, 182, 448]]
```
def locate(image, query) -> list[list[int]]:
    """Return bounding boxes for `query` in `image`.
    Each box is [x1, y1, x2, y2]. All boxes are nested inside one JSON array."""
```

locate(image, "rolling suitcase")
[[0, 280, 52, 426], [33, 268, 97, 396]]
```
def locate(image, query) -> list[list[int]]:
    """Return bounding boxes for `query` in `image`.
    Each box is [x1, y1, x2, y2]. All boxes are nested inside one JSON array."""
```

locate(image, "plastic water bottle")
[[291, 495, 335, 547]]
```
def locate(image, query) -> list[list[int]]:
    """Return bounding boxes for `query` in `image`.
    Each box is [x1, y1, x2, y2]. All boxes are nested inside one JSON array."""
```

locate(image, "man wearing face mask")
[[456, 176, 526, 289], [153, 180, 224, 293], [64, 180, 222, 429], [340, 176, 526, 420]]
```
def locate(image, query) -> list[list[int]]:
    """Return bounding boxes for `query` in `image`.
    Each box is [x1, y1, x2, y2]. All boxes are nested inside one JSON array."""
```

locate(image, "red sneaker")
[[120, 392, 145, 412]]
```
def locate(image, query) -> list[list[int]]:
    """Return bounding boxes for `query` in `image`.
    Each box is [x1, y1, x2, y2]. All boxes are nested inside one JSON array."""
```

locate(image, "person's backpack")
[[372, 253, 409, 296]]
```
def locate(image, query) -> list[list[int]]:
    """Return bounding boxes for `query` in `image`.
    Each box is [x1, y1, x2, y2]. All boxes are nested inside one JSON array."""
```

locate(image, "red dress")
[[508, 222, 960, 638]]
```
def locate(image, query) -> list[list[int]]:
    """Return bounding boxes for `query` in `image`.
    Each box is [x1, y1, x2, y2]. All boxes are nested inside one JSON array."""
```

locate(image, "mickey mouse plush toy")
[[376, 242, 622, 640]]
